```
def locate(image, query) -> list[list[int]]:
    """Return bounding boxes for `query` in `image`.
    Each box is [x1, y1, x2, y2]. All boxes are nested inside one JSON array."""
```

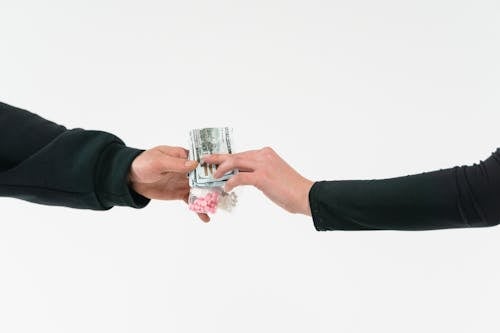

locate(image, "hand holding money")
[[203, 147, 314, 216], [129, 145, 210, 222]]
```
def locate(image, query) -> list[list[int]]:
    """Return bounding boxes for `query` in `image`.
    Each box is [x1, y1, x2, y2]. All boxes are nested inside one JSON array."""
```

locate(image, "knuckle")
[[260, 146, 275, 158], [231, 155, 242, 167], [231, 155, 241, 167], [202, 155, 217, 164], [214, 155, 225, 163]]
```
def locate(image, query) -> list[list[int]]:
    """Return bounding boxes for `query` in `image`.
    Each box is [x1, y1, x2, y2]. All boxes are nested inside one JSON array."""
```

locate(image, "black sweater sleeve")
[[309, 149, 500, 231], [0, 101, 150, 210]]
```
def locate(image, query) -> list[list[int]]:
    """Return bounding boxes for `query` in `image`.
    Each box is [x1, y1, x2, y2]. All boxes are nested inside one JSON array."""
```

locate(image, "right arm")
[[202, 147, 500, 231]]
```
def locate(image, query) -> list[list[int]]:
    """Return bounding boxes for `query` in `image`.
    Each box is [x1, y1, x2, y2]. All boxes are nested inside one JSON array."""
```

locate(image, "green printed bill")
[[188, 127, 237, 188]]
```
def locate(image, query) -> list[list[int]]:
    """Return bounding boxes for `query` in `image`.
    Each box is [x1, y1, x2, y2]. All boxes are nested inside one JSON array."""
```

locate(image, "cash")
[[188, 127, 236, 188]]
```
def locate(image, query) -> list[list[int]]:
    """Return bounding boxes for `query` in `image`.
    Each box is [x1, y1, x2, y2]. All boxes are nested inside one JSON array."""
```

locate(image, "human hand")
[[128, 146, 210, 222], [202, 147, 314, 216]]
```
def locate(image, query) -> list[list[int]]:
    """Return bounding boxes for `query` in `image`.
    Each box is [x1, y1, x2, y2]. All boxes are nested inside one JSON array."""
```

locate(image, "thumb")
[[159, 157, 198, 173]]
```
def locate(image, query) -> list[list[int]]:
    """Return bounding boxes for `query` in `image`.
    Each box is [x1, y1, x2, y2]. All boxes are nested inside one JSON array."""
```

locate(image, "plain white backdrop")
[[1, 0, 500, 332]]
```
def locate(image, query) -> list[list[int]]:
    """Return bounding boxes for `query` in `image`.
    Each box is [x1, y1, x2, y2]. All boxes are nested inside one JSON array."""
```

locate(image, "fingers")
[[197, 212, 211, 223], [203, 151, 257, 179], [224, 172, 257, 192], [158, 156, 198, 173], [154, 146, 197, 173], [155, 145, 189, 159], [201, 153, 229, 166], [202, 150, 256, 165]]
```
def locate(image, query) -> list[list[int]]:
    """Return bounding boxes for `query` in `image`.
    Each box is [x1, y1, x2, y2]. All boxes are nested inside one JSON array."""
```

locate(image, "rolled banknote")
[[188, 127, 237, 188]]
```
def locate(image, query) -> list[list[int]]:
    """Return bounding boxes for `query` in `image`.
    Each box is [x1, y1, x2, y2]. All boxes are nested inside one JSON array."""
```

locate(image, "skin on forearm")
[[296, 178, 314, 216]]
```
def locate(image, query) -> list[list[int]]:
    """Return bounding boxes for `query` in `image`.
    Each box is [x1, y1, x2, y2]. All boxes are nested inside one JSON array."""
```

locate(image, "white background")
[[1, 0, 500, 332]]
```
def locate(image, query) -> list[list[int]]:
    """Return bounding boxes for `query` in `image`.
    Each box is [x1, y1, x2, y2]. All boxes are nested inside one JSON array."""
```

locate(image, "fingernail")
[[185, 160, 198, 167]]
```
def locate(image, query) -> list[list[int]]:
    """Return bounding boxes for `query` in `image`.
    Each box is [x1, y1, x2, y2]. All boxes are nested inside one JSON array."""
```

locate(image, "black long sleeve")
[[309, 149, 500, 231], [0, 101, 150, 210]]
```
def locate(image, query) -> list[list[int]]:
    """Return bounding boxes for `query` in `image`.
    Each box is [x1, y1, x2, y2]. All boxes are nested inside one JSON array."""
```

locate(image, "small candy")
[[188, 190, 221, 214], [188, 186, 237, 214]]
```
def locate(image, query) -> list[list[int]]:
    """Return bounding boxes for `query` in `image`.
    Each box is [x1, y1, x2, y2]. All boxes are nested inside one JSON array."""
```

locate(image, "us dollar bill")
[[189, 127, 236, 188]]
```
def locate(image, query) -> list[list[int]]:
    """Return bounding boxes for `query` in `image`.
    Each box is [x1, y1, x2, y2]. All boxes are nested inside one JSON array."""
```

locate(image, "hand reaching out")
[[128, 145, 210, 222], [203, 147, 314, 216]]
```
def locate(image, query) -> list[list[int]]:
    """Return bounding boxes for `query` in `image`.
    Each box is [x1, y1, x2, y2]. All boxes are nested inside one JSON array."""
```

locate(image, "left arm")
[[0, 101, 149, 209]]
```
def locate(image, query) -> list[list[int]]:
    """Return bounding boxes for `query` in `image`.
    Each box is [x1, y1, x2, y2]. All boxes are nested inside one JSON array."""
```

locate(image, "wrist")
[[296, 178, 314, 216], [128, 155, 142, 184]]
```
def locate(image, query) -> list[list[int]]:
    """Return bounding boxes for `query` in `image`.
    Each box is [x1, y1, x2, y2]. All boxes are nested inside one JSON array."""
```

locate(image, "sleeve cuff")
[[95, 142, 151, 209], [309, 181, 328, 231], [308, 180, 385, 231]]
